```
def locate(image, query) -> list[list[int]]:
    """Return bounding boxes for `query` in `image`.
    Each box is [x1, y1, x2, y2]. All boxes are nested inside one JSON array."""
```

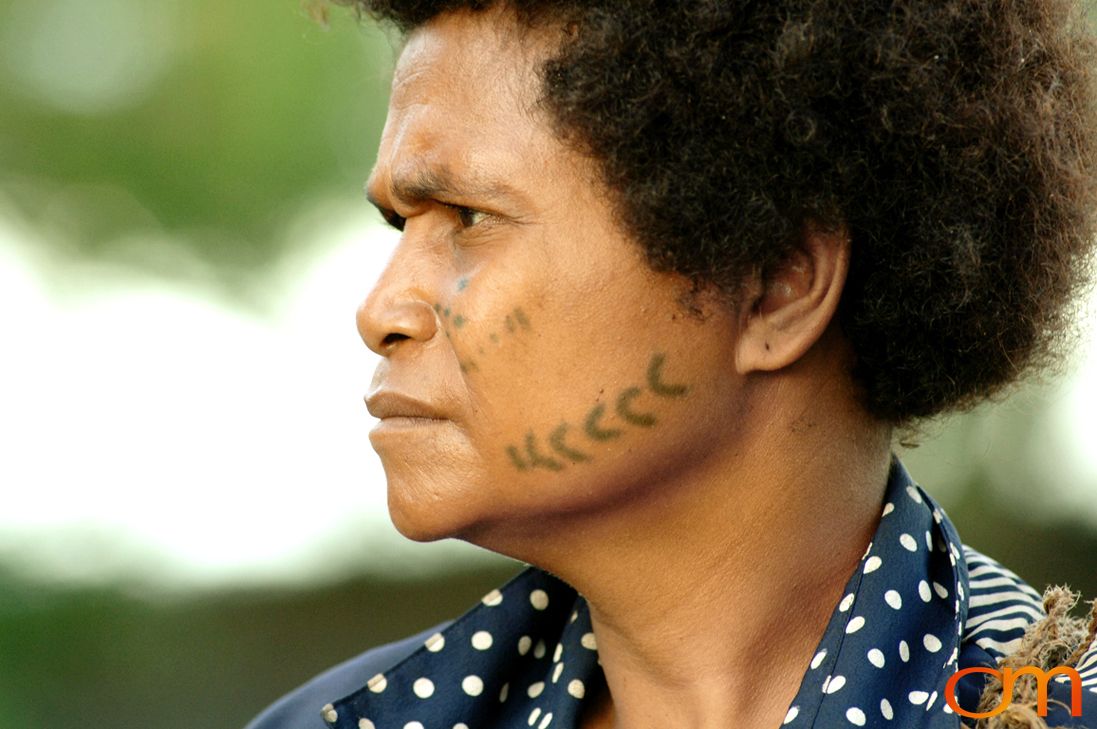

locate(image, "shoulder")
[[243, 621, 450, 729]]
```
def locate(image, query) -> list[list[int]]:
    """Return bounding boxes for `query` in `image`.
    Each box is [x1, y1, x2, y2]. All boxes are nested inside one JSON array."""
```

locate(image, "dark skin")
[[358, 7, 893, 728]]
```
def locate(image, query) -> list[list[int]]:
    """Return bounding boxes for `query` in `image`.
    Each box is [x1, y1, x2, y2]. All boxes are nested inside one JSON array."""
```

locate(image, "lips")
[[365, 390, 447, 422]]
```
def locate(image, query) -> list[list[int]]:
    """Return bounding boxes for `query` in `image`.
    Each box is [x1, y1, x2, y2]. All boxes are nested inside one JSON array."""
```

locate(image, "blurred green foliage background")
[[0, 1, 1095, 728]]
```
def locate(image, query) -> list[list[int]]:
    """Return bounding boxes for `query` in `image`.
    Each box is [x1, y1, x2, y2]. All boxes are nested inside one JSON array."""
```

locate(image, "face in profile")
[[358, 8, 750, 554]]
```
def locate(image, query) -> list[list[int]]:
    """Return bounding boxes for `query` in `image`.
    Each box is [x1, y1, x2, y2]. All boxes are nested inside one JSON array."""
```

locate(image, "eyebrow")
[[365, 165, 524, 211]]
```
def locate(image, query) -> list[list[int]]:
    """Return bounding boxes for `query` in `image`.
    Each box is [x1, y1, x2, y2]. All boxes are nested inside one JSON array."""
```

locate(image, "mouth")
[[365, 390, 449, 429]]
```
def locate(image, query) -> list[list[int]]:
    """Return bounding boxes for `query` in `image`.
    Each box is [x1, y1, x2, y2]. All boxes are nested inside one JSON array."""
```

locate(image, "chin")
[[383, 471, 481, 543]]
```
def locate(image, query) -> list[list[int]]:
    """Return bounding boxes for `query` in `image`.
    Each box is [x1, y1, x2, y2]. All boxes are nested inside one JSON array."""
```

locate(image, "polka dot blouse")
[[246, 460, 1097, 729]]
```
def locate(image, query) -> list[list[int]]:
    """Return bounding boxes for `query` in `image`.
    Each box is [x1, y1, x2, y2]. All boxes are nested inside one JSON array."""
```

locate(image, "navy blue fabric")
[[245, 461, 1097, 728], [245, 624, 451, 729]]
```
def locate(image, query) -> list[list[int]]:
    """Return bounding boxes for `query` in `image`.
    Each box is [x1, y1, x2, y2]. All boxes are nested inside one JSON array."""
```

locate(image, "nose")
[[356, 247, 439, 356]]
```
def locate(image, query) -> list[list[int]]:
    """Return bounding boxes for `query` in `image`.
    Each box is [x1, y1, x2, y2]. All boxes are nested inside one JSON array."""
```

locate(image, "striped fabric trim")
[[962, 545, 1047, 661], [963, 545, 1097, 698]]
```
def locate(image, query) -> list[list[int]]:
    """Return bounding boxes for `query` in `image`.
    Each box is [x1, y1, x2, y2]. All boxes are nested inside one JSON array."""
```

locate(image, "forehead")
[[373, 9, 559, 193]]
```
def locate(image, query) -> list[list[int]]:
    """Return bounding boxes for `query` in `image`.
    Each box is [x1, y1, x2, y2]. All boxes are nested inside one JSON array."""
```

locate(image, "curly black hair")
[[343, 0, 1097, 425]]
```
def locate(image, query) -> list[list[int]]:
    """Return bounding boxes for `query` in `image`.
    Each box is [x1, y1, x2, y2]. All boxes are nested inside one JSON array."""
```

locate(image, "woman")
[[249, 1, 1097, 726]]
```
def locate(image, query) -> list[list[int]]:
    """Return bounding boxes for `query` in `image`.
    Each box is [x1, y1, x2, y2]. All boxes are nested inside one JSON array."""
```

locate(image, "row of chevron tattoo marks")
[[505, 353, 690, 473]]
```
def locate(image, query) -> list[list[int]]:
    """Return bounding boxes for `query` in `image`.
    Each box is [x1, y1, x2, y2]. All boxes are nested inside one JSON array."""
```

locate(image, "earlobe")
[[734, 223, 850, 374]]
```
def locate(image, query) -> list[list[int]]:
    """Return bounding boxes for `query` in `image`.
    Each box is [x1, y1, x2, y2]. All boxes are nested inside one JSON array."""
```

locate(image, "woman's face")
[[358, 8, 748, 549]]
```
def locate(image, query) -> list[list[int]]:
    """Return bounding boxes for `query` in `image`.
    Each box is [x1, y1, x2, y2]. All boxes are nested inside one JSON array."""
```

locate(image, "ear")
[[734, 222, 850, 374]]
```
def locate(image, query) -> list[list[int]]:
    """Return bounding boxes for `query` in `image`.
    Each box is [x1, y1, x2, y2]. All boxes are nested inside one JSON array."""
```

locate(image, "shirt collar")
[[324, 458, 970, 729]]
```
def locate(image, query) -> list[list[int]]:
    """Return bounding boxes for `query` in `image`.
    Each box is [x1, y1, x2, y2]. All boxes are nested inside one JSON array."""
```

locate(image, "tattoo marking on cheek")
[[490, 333, 500, 344], [453, 315, 466, 328], [549, 423, 591, 463], [616, 387, 657, 427], [506, 446, 529, 471], [584, 403, 624, 441], [505, 315, 516, 334], [525, 431, 563, 471], [457, 278, 469, 291], [514, 307, 531, 331], [647, 353, 690, 397], [443, 307, 451, 318]]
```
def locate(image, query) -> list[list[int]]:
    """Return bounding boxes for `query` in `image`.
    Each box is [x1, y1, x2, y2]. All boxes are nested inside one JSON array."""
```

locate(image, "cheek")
[[484, 349, 702, 481], [432, 296, 534, 376]]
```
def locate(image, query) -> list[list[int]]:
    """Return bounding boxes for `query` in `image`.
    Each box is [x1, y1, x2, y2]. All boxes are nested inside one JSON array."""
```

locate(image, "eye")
[[449, 205, 487, 228]]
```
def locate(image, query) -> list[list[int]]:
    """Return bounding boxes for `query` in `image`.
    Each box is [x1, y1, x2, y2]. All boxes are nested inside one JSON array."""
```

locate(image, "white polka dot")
[[403, 723, 424, 729], [926, 690, 938, 710], [570, 610, 578, 623], [568, 679, 586, 699], [534, 639, 547, 659], [864, 556, 882, 574], [825, 675, 847, 694], [810, 649, 827, 669], [321, 704, 338, 723], [909, 690, 929, 705], [553, 643, 563, 662], [839, 594, 855, 612], [462, 675, 484, 697], [530, 589, 550, 610], [885, 590, 902, 609], [880, 698, 894, 720], [413, 678, 435, 699], [482, 589, 503, 606], [881, 502, 894, 516], [368, 674, 387, 693], [552, 662, 564, 683], [943, 702, 954, 714], [581, 632, 597, 650], [949, 552, 956, 566], [538, 712, 554, 729], [500, 683, 510, 702], [861, 540, 874, 559], [359, 720, 376, 729], [925, 531, 933, 550], [846, 616, 866, 634], [454, 724, 470, 729], [425, 633, 445, 652], [933, 581, 949, 599], [867, 648, 885, 668], [932, 508, 942, 523], [783, 706, 800, 724], [528, 708, 541, 726], [846, 707, 866, 725], [528, 681, 545, 698], [472, 631, 494, 650], [918, 580, 932, 602], [518, 635, 533, 655], [923, 633, 942, 653], [906, 485, 922, 503], [899, 533, 918, 551], [899, 640, 910, 662]]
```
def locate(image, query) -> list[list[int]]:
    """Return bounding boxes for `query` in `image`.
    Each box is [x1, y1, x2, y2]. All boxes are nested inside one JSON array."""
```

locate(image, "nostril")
[[382, 332, 411, 347]]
